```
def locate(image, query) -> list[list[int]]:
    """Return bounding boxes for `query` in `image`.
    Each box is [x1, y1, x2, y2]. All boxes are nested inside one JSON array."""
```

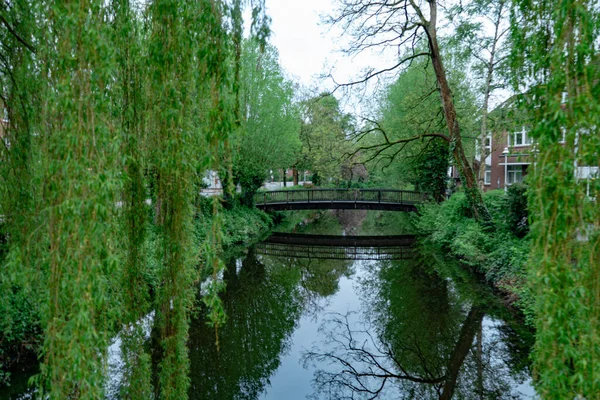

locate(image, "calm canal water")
[[188, 211, 536, 399], [2, 211, 536, 399]]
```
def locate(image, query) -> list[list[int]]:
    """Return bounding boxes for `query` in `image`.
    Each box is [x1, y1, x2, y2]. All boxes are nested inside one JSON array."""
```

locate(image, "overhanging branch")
[[330, 52, 430, 93], [0, 15, 36, 53]]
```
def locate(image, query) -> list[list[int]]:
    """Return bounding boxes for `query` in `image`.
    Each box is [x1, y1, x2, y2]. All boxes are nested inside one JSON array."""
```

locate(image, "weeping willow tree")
[[511, 0, 600, 397], [0, 0, 43, 383], [147, 0, 210, 396], [0, 0, 269, 398], [112, 0, 153, 398], [34, 1, 120, 397], [147, 0, 271, 395]]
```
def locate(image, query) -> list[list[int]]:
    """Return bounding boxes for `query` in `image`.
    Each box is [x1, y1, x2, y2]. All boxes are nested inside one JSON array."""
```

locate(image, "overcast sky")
[[261, 1, 512, 114], [263, 0, 398, 114]]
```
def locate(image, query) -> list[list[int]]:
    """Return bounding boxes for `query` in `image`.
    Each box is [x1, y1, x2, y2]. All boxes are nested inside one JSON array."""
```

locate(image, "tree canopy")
[[232, 39, 301, 203], [297, 93, 355, 186]]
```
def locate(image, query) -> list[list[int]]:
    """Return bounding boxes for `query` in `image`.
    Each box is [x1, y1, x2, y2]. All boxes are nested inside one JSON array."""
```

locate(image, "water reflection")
[[188, 248, 303, 399], [0, 213, 534, 399], [188, 246, 353, 399], [303, 251, 534, 399], [255, 233, 416, 261], [187, 230, 534, 400]]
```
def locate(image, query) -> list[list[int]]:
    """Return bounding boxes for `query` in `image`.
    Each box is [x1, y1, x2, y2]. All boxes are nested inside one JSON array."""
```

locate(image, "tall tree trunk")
[[477, 1, 505, 190], [425, 2, 491, 222], [293, 167, 299, 186], [477, 61, 494, 191], [440, 306, 486, 400]]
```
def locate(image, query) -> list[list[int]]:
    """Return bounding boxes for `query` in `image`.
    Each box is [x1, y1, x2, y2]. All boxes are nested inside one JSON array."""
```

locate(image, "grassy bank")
[[415, 185, 533, 318]]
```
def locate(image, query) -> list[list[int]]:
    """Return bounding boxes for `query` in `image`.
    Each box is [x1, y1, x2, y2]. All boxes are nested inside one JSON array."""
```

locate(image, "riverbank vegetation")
[[0, 0, 598, 397], [0, 197, 274, 387], [416, 184, 532, 314]]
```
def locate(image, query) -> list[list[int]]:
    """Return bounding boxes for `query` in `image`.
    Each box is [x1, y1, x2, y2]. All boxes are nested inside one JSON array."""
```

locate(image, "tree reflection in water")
[[188, 249, 303, 399], [187, 248, 353, 399], [303, 251, 532, 400]]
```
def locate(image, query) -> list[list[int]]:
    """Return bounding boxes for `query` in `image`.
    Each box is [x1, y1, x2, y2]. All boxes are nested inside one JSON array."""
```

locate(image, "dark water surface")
[[2, 211, 536, 399], [187, 211, 536, 399]]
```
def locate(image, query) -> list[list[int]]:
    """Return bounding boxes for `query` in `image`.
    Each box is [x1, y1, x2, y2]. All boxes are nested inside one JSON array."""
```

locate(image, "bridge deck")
[[265, 232, 416, 246], [254, 188, 427, 212]]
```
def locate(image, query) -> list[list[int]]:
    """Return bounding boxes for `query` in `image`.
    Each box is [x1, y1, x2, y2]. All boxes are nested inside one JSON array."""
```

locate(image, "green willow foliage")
[[511, 0, 600, 397], [1, 0, 269, 398], [147, 1, 199, 396], [35, 2, 120, 398], [112, 0, 153, 398], [0, 0, 43, 385]]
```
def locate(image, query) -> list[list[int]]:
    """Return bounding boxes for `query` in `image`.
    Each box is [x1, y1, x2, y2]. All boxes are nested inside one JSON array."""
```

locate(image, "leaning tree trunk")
[[440, 306, 486, 400], [424, 3, 491, 222]]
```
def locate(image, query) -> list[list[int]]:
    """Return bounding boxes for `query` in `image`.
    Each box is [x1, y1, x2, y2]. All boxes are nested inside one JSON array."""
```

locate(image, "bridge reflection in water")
[[254, 232, 417, 261]]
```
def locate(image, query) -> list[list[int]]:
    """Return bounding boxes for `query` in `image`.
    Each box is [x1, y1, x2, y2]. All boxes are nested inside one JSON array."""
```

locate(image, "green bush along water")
[[0, 200, 275, 390], [416, 185, 533, 319]]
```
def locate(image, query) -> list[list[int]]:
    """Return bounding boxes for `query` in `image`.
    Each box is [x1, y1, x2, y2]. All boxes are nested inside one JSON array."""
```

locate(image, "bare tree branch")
[[330, 52, 430, 93]]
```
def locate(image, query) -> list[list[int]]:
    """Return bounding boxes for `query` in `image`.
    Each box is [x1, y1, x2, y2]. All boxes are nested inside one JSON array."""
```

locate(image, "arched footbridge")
[[254, 188, 429, 212]]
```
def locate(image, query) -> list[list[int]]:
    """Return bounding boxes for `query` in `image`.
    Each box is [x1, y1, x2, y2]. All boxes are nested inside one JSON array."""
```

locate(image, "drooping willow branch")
[[0, 14, 36, 53]]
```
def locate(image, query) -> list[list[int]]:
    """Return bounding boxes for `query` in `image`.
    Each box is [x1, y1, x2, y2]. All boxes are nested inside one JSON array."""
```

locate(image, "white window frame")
[[484, 165, 491, 185], [507, 165, 524, 185], [484, 134, 492, 151], [510, 127, 532, 147], [476, 133, 492, 160]]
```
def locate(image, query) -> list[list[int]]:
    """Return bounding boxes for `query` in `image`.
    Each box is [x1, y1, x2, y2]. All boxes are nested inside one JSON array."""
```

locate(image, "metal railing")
[[254, 188, 429, 206], [254, 242, 416, 261]]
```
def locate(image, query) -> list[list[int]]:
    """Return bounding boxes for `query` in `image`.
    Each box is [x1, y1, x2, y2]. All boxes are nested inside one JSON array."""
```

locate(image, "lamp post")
[[502, 147, 509, 192]]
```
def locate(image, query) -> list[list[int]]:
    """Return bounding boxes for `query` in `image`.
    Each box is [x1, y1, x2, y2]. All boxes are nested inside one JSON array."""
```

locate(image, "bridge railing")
[[254, 188, 429, 205], [255, 242, 416, 261]]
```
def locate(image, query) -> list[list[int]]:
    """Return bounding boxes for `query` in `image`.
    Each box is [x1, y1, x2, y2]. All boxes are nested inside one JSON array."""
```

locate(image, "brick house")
[[451, 93, 598, 196], [478, 126, 533, 192], [448, 126, 534, 192]]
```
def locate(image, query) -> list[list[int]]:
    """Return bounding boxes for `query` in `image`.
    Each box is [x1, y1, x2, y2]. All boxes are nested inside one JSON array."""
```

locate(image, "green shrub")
[[483, 190, 508, 226], [416, 192, 474, 247], [449, 221, 488, 266], [0, 283, 42, 384], [417, 189, 532, 315], [195, 203, 273, 249], [506, 183, 529, 238]]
